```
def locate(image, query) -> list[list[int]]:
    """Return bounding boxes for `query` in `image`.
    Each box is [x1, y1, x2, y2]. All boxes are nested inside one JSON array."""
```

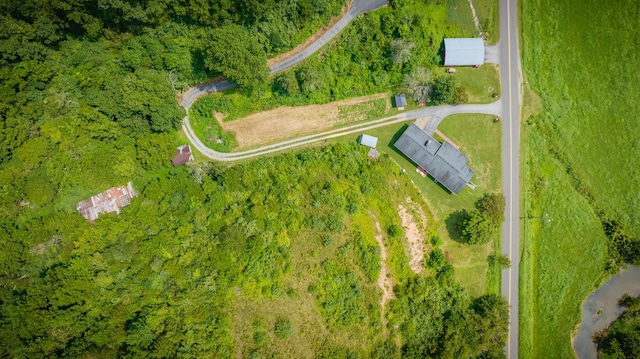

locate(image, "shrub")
[[431, 235, 443, 247], [274, 318, 293, 339], [387, 224, 402, 237], [427, 249, 446, 270], [321, 235, 334, 247], [461, 210, 496, 245]]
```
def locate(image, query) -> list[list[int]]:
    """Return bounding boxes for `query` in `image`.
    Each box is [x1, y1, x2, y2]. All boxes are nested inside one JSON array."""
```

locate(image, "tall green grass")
[[520, 128, 609, 358], [521, 0, 640, 356]]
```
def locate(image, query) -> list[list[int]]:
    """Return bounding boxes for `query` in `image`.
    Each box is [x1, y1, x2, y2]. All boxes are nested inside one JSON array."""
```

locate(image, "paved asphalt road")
[[499, 0, 522, 357]]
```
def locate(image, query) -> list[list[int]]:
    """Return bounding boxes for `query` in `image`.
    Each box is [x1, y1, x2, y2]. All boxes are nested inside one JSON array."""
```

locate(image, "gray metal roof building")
[[359, 134, 378, 148], [394, 124, 474, 194], [394, 94, 407, 108], [444, 38, 485, 66]]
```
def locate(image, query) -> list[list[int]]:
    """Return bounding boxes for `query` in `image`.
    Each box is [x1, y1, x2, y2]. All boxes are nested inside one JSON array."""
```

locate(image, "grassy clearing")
[[447, 0, 478, 37], [213, 94, 391, 150], [332, 114, 502, 296], [520, 128, 609, 359], [435, 64, 501, 104], [336, 98, 389, 125], [521, 0, 640, 356], [472, 0, 500, 44], [446, 0, 499, 44]]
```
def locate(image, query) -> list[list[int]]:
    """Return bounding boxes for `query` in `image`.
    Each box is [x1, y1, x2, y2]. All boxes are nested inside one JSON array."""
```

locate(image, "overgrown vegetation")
[[596, 295, 640, 359], [0, 139, 509, 357], [190, 96, 239, 152], [191, 0, 482, 130], [521, 0, 640, 356]]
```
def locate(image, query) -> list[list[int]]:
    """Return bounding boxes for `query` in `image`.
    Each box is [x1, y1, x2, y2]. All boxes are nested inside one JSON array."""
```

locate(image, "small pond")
[[573, 266, 640, 359]]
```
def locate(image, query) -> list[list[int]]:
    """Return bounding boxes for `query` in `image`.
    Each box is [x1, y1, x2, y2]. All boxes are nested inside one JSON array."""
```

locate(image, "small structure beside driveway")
[[394, 94, 407, 110], [359, 134, 380, 159], [171, 144, 194, 166], [358, 134, 378, 148]]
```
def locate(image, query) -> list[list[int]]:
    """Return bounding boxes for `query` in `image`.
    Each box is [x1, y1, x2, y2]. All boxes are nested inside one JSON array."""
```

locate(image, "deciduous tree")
[[204, 24, 270, 89], [404, 67, 432, 103]]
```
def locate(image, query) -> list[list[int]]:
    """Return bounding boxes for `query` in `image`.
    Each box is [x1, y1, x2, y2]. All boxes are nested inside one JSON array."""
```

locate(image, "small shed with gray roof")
[[444, 38, 485, 66], [394, 124, 474, 194], [358, 134, 378, 148], [394, 94, 407, 110]]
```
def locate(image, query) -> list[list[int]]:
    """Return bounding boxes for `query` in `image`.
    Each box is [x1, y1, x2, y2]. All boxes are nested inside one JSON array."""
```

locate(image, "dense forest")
[[0, 0, 508, 357], [0, 0, 348, 211]]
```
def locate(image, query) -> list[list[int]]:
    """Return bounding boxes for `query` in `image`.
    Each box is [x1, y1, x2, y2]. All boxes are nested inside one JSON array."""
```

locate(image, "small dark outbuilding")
[[394, 94, 407, 110], [394, 124, 474, 194], [171, 144, 194, 166]]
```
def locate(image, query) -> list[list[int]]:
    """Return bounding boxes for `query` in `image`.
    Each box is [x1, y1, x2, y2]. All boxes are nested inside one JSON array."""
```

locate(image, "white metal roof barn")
[[444, 38, 485, 66]]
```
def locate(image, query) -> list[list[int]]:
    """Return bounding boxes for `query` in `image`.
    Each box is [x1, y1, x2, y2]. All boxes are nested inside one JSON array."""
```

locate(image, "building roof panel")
[[444, 38, 485, 66], [394, 124, 474, 194]]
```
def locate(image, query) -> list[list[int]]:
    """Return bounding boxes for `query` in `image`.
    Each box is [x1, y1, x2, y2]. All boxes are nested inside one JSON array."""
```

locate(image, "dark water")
[[573, 266, 640, 359]]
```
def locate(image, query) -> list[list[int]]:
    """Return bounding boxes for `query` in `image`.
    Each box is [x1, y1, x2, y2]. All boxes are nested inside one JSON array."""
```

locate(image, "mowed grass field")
[[333, 114, 502, 296], [520, 0, 640, 356]]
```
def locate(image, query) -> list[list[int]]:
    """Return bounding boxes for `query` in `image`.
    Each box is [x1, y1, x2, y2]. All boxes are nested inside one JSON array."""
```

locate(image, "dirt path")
[[219, 94, 389, 149], [183, 100, 501, 161], [374, 221, 393, 328], [397, 197, 427, 274], [467, 0, 483, 36]]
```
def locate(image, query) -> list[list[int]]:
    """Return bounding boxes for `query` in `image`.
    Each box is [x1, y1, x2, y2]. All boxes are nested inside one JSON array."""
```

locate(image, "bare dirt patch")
[[374, 220, 393, 328], [213, 111, 226, 122], [413, 116, 432, 130], [267, 0, 353, 68], [219, 94, 389, 149], [397, 197, 428, 274]]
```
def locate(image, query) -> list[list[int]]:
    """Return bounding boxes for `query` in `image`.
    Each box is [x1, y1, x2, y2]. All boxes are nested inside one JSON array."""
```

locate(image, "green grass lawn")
[[447, 0, 500, 44], [472, 0, 500, 44], [447, 0, 478, 38], [332, 114, 502, 296], [433, 64, 501, 104], [520, 0, 640, 356]]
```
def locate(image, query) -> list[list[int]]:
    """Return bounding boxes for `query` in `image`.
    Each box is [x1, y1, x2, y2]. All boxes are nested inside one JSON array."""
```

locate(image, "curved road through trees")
[[179, 0, 388, 111], [179, 0, 501, 161]]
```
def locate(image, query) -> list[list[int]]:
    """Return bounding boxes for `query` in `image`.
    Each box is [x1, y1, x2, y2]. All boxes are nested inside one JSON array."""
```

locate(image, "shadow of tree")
[[445, 209, 469, 243]]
